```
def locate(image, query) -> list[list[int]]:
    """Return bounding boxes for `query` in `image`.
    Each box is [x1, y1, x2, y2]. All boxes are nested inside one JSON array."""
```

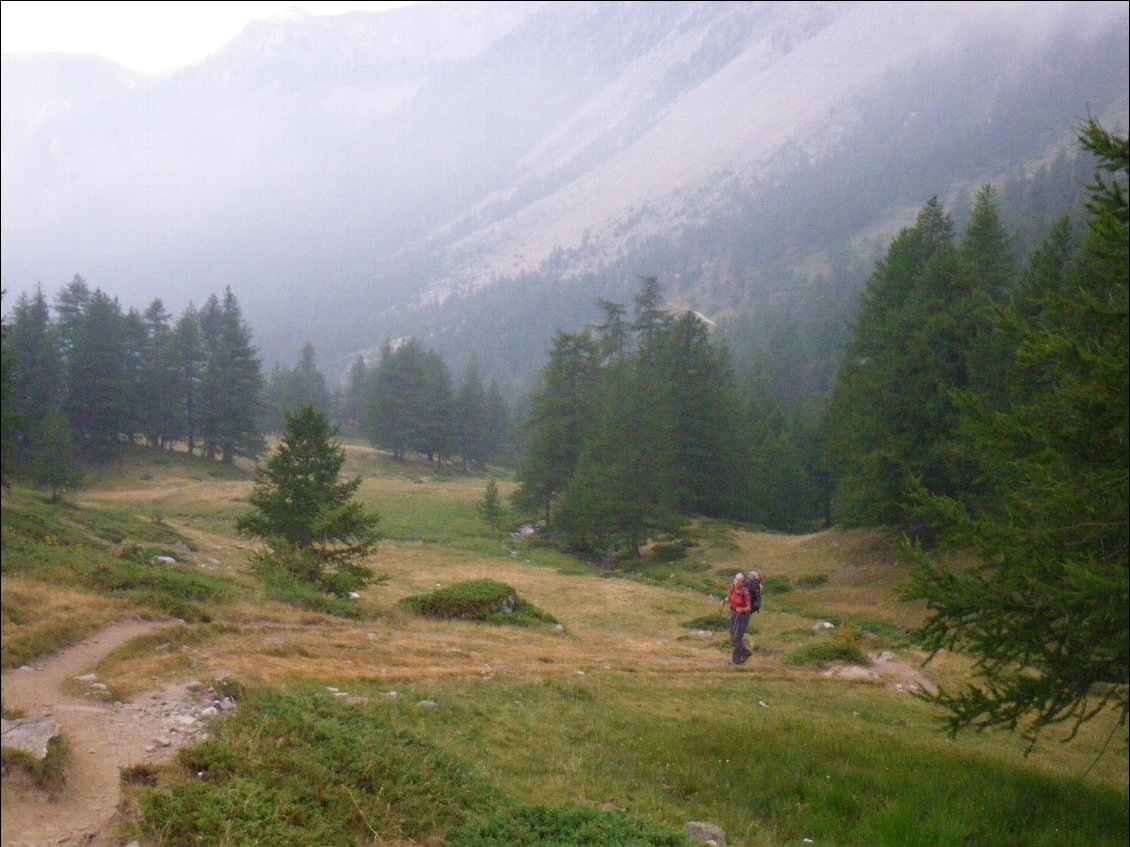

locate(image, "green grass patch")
[[762, 574, 793, 594], [401, 579, 558, 627], [679, 612, 730, 631], [796, 573, 830, 588], [448, 804, 692, 846], [384, 674, 1128, 847], [786, 640, 869, 667], [1, 733, 70, 792], [127, 688, 696, 847], [2, 487, 235, 627]]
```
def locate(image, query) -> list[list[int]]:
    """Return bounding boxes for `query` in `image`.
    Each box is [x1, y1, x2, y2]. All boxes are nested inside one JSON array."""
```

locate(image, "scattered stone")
[[184, 680, 204, 694], [219, 697, 238, 712], [553, 624, 565, 634], [200, 706, 219, 718], [1, 717, 61, 760], [758, 701, 769, 708], [684, 821, 727, 846], [154, 737, 171, 748], [349, 591, 361, 599], [876, 650, 897, 663], [326, 686, 340, 693], [90, 682, 110, 692], [828, 666, 880, 683], [575, 670, 585, 676], [418, 700, 439, 710], [599, 801, 619, 812], [75, 673, 99, 683], [694, 630, 712, 638], [154, 556, 177, 565], [386, 691, 399, 699], [813, 621, 835, 631]]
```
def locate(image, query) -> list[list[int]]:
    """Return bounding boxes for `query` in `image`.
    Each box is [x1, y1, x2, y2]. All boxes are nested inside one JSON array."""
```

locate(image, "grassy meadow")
[[2, 442, 1127, 846]]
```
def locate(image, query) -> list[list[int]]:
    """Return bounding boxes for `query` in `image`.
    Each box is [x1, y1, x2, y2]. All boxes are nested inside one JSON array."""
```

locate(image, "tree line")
[[2, 279, 514, 490], [4, 279, 265, 481]]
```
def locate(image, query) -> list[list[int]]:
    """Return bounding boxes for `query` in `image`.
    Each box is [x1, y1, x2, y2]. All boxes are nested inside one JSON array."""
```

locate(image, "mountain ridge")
[[2, 1, 1127, 382]]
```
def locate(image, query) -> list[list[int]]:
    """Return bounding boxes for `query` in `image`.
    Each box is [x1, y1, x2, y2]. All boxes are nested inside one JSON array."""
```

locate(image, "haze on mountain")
[[2, 0, 1127, 388]]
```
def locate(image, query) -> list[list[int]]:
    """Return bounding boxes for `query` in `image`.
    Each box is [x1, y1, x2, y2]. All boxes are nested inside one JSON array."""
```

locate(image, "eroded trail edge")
[[2, 618, 179, 847]]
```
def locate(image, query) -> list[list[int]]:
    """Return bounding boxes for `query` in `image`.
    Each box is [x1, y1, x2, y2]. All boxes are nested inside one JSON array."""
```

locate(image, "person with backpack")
[[746, 570, 763, 614], [722, 572, 753, 665]]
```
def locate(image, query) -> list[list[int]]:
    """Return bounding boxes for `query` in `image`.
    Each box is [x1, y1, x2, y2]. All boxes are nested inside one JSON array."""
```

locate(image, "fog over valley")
[[3, 0, 1127, 388]]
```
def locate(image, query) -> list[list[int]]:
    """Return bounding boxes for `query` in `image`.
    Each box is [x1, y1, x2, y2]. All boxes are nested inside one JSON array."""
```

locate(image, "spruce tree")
[[4, 288, 64, 457], [910, 120, 1129, 742], [237, 405, 379, 588], [198, 289, 265, 463], [514, 331, 599, 523]]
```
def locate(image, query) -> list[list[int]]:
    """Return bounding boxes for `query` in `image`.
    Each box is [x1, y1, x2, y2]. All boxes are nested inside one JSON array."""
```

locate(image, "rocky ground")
[[2, 620, 236, 847]]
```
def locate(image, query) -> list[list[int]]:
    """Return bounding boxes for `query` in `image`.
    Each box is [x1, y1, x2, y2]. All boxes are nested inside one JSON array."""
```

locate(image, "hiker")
[[722, 572, 753, 665], [746, 570, 763, 614]]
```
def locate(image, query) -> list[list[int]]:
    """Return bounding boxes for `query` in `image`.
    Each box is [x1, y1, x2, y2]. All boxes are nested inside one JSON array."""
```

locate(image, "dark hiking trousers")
[[729, 612, 751, 664]]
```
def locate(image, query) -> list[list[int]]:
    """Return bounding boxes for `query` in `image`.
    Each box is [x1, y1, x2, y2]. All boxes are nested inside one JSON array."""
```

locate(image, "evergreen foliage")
[[263, 342, 332, 434], [478, 477, 504, 531], [909, 120, 1129, 742], [26, 410, 83, 502], [236, 405, 379, 591]]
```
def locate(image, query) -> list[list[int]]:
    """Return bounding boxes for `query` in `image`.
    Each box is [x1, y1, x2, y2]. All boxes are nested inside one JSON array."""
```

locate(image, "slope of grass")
[[4, 445, 1127, 846]]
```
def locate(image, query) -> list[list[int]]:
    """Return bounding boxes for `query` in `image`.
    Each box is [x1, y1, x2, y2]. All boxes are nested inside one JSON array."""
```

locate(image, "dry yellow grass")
[[1, 576, 127, 670]]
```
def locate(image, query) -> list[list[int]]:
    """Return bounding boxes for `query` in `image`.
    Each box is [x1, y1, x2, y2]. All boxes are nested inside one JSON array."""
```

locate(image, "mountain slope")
[[2, 1, 1126, 383]]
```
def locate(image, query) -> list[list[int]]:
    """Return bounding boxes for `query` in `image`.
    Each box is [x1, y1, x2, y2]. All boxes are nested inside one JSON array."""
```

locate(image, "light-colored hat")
[[734, 572, 745, 582], [748, 570, 760, 581]]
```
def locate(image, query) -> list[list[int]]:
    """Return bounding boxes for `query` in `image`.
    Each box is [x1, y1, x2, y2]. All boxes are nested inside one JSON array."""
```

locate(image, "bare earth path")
[[2, 619, 178, 847]]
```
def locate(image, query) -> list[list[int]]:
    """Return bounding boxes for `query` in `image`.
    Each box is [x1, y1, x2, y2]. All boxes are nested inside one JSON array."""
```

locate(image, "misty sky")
[[0, 0, 414, 73]]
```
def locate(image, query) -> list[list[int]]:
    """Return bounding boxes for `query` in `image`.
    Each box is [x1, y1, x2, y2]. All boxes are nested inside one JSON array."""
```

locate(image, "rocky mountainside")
[[2, 1, 1127, 382]]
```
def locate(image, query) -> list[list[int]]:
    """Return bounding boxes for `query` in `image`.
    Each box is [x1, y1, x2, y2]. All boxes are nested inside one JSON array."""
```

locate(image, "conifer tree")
[[825, 198, 958, 526], [910, 120, 1129, 742], [198, 288, 265, 463], [28, 410, 83, 502], [64, 289, 129, 442], [453, 358, 491, 468], [514, 331, 599, 523], [167, 305, 205, 454], [4, 288, 63, 457], [237, 405, 378, 588]]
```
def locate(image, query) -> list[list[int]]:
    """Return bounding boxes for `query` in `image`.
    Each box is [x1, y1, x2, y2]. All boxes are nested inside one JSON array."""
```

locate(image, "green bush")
[[796, 573, 829, 588], [89, 559, 229, 621], [762, 574, 793, 594], [402, 579, 557, 627], [448, 804, 693, 846], [785, 640, 868, 667], [680, 612, 730, 631]]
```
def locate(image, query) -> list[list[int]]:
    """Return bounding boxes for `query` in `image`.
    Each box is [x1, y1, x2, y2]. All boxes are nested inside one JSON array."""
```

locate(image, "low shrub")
[[402, 579, 557, 627], [762, 574, 793, 594], [679, 612, 730, 631], [796, 573, 829, 588], [785, 640, 868, 667], [130, 690, 498, 846]]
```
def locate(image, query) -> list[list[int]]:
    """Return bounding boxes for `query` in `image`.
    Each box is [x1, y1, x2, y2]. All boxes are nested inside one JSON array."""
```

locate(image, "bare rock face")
[[1, 716, 61, 760]]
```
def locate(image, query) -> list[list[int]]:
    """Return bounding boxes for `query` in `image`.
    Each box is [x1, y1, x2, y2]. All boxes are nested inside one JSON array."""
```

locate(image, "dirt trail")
[[2, 618, 178, 847]]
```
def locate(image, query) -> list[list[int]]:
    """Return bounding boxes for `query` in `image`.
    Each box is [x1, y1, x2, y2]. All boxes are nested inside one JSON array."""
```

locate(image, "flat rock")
[[1, 716, 62, 760]]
